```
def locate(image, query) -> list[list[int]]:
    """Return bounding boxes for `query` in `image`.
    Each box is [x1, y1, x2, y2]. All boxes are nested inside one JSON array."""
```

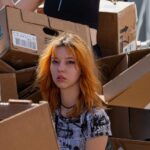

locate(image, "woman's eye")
[[51, 59, 59, 64], [67, 60, 75, 64]]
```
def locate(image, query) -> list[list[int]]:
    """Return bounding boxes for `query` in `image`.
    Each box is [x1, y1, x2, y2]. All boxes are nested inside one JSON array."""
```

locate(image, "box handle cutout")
[[43, 27, 59, 36]]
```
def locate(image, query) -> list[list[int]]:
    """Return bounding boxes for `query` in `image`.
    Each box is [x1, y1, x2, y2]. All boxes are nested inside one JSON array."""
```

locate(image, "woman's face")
[[50, 46, 81, 89]]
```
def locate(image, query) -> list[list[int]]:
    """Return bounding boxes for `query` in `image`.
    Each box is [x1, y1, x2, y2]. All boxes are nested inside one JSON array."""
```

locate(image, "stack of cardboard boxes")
[[0, 6, 93, 102], [97, 1, 150, 149], [97, 49, 150, 149]]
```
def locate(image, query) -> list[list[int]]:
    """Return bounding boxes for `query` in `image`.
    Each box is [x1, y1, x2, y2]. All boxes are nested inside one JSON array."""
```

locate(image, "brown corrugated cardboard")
[[0, 59, 37, 102], [98, 50, 150, 139], [0, 100, 59, 150], [25, 90, 42, 103], [97, 53, 128, 84], [97, 0, 136, 56], [0, 73, 18, 101], [129, 108, 150, 140], [107, 72, 150, 109], [49, 17, 92, 50], [0, 59, 15, 73], [0, 7, 40, 67], [0, 99, 32, 120], [107, 106, 131, 138], [15, 66, 36, 92], [101, 53, 150, 107], [0, 6, 92, 68], [128, 48, 150, 67], [110, 137, 150, 150], [18, 84, 42, 103]]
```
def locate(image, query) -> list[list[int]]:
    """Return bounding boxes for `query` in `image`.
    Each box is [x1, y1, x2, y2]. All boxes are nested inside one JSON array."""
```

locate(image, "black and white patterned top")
[[54, 108, 112, 150]]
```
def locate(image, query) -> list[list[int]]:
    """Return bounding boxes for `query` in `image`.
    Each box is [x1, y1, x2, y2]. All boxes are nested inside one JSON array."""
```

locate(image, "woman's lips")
[[57, 75, 66, 82]]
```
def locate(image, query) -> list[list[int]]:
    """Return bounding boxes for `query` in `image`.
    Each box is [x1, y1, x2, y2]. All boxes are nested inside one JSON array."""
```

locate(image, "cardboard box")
[[129, 108, 150, 140], [0, 59, 15, 73], [0, 58, 36, 92], [97, 49, 150, 139], [100, 53, 150, 109], [0, 6, 92, 68], [0, 73, 18, 101], [25, 90, 42, 103], [0, 59, 37, 101], [97, 53, 128, 85], [97, 49, 150, 106], [16, 66, 36, 92], [107, 106, 132, 138], [97, 55, 130, 138], [97, 0, 137, 56], [47, 17, 92, 49], [0, 100, 59, 150], [110, 137, 150, 150], [19, 84, 42, 103]]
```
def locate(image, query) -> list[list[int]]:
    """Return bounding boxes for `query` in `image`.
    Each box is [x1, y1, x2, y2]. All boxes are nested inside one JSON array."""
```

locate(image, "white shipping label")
[[123, 40, 136, 53], [12, 31, 38, 51]]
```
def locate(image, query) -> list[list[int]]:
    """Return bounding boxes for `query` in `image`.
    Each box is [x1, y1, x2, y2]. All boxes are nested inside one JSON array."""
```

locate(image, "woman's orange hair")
[[37, 32, 102, 117]]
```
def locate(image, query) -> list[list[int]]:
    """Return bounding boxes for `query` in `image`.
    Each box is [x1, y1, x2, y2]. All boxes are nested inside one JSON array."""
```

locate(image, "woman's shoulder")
[[81, 108, 112, 138], [86, 107, 109, 120]]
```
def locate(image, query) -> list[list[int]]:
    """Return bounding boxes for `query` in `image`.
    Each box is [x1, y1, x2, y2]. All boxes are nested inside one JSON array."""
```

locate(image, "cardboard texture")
[[98, 0, 136, 56], [97, 53, 128, 85], [129, 108, 150, 140], [48, 16, 92, 50], [19, 84, 42, 103], [0, 6, 92, 68], [0, 7, 38, 69], [110, 137, 150, 150], [0, 59, 38, 102], [98, 49, 150, 139], [107, 106, 131, 138], [15, 66, 36, 92], [0, 73, 18, 101], [102, 53, 150, 108], [25, 90, 42, 103], [0, 100, 59, 150], [97, 49, 150, 85], [0, 59, 15, 73], [128, 48, 150, 67]]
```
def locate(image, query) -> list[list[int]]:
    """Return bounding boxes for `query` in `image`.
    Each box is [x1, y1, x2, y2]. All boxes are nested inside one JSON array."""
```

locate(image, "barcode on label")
[[12, 31, 37, 51]]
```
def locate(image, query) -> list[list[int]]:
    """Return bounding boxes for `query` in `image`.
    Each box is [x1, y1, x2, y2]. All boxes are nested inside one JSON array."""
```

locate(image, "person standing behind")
[[37, 32, 111, 150], [0, 0, 101, 58]]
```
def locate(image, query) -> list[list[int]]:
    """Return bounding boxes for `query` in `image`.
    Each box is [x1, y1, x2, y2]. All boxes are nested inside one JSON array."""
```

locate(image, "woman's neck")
[[60, 84, 80, 114]]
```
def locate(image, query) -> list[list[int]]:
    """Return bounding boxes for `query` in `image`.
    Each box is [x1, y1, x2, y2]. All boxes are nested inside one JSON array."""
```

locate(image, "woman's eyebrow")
[[66, 57, 75, 59], [51, 57, 58, 59]]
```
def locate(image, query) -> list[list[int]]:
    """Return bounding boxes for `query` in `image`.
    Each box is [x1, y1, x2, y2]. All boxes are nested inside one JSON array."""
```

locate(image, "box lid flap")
[[97, 54, 127, 84], [103, 53, 150, 101], [109, 72, 150, 109], [6, 6, 49, 27], [0, 59, 15, 73], [100, 0, 135, 13]]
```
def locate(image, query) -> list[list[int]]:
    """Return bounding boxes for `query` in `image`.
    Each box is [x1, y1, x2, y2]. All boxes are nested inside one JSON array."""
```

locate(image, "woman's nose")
[[58, 62, 65, 72]]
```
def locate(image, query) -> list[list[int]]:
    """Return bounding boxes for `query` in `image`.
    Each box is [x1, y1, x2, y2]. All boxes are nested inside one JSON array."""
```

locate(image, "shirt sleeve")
[[85, 108, 112, 139]]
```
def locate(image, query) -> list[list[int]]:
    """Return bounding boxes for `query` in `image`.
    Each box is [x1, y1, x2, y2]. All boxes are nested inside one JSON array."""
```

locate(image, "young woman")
[[37, 32, 111, 150]]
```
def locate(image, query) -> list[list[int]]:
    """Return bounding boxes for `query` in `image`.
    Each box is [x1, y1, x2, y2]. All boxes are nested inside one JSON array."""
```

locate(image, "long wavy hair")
[[37, 32, 102, 117]]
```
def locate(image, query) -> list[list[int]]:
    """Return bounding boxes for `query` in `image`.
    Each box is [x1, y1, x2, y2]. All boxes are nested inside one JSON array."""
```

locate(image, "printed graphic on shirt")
[[55, 108, 111, 150]]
